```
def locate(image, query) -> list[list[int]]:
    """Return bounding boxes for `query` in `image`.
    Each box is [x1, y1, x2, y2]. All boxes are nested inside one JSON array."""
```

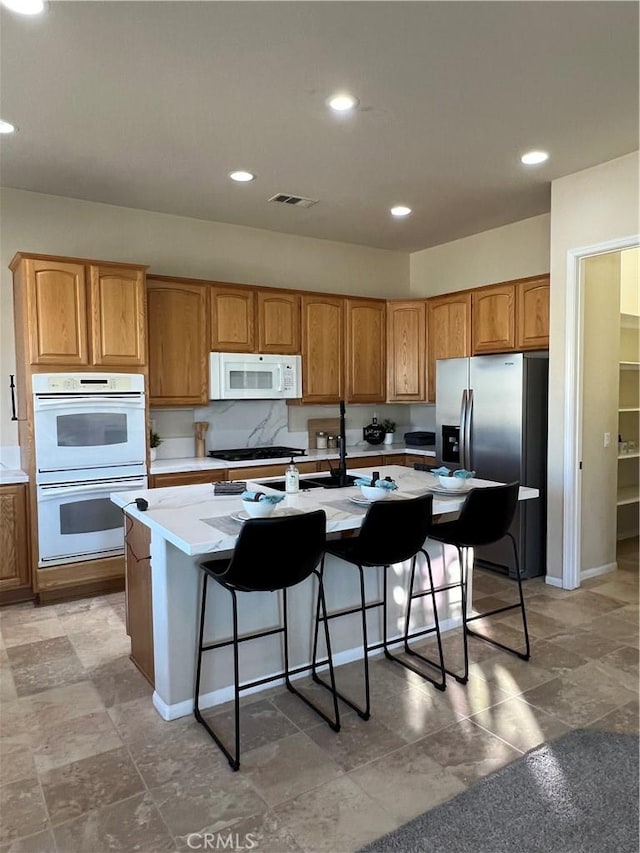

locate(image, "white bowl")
[[360, 485, 389, 502], [437, 475, 468, 491], [241, 499, 276, 518]]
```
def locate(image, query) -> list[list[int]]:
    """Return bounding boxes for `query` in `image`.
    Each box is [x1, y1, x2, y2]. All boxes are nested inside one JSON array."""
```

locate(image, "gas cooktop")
[[208, 446, 306, 462]]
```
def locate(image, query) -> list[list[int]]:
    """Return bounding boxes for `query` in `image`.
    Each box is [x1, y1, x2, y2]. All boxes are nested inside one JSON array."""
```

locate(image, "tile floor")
[[1, 543, 637, 853]]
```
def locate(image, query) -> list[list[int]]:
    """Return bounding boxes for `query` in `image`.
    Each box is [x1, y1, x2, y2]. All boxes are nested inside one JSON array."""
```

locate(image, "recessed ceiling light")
[[0, 120, 15, 134], [327, 93, 359, 112], [1, 0, 45, 15], [390, 206, 412, 217], [521, 150, 549, 166], [229, 171, 255, 183]]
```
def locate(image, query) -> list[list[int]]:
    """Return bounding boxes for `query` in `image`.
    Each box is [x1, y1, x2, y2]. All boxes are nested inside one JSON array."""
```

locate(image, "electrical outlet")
[[603, 432, 611, 448]]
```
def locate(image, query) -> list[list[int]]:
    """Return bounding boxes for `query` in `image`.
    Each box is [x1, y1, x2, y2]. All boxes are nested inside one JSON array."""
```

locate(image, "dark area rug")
[[358, 729, 639, 853]]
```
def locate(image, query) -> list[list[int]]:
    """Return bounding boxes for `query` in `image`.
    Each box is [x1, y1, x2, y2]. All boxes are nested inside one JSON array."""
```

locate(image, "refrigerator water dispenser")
[[441, 425, 460, 464]]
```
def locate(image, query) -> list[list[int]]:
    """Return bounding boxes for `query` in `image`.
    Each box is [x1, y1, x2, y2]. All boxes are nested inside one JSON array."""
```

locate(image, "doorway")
[[562, 239, 640, 590]]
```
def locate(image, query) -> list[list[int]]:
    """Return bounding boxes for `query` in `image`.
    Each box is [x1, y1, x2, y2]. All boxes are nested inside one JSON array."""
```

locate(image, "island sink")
[[256, 473, 358, 491]]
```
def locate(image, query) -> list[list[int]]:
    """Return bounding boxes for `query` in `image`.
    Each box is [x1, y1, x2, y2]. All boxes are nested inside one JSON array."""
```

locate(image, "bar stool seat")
[[428, 481, 531, 684], [194, 510, 340, 770], [312, 494, 446, 721]]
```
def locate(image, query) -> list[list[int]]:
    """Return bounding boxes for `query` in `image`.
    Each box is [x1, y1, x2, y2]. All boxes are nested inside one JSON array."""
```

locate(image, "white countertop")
[[113, 464, 538, 557], [150, 445, 436, 475], [0, 466, 28, 485]]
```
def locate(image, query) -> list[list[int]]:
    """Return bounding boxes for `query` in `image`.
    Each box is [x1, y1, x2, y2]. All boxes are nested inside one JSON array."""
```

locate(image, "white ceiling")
[[1, 1, 637, 252]]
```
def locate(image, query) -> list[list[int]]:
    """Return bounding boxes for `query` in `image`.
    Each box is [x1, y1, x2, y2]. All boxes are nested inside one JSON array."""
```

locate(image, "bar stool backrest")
[[350, 494, 434, 566], [451, 482, 520, 546], [220, 510, 326, 591]]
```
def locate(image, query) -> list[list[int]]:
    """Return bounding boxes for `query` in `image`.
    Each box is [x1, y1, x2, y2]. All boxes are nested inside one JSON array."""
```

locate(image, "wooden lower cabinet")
[[228, 462, 318, 480], [150, 470, 227, 489], [124, 515, 154, 686], [0, 483, 32, 604]]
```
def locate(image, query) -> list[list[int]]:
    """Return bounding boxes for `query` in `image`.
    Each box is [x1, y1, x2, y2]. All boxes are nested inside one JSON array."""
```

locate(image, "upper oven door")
[[33, 394, 146, 476]]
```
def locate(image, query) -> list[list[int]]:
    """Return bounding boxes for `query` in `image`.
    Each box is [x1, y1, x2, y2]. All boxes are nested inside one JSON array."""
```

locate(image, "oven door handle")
[[38, 479, 147, 498], [34, 396, 145, 409]]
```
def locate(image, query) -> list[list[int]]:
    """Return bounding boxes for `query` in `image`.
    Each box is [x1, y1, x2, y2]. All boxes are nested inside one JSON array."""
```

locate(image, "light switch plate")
[[603, 432, 611, 448]]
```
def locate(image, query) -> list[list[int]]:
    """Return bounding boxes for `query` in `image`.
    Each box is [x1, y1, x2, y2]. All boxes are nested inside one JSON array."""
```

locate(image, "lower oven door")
[[36, 476, 148, 567]]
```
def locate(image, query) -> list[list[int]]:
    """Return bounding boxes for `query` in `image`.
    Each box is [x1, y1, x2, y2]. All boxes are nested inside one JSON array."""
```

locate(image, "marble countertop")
[[0, 465, 28, 485], [150, 445, 436, 475], [112, 464, 539, 557]]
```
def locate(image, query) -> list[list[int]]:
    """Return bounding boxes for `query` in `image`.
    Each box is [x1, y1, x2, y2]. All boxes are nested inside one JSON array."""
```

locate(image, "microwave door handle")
[[276, 364, 284, 392]]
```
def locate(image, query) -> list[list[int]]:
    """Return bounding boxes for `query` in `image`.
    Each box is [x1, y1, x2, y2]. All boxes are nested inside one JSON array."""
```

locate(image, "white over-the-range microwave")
[[209, 352, 302, 400]]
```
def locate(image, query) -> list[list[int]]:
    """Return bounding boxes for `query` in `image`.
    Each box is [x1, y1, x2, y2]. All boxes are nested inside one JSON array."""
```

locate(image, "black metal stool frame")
[[194, 513, 340, 771], [311, 495, 446, 721], [426, 482, 531, 684]]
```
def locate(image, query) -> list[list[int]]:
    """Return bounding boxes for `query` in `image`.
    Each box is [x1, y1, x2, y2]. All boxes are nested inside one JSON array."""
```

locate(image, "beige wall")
[[0, 188, 409, 446], [547, 151, 640, 582], [620, 247, 640, 315], [409, 213, 550, 296], [580, 253, 621, 573]]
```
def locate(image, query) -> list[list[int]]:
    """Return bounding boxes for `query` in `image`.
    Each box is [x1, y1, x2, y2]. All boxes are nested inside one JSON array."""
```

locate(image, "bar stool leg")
[[193, 572, 208, 724], [311, 559, 371, 720], [383, 553, 446, 691], [193, 577, 242, 770], [464, 532, 531, 660], [461, 546, 471, 682]]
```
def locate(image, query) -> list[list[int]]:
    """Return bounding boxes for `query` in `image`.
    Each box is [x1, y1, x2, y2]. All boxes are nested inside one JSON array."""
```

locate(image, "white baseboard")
[[152, 615, 461, 721], [544, 575, 564, 589], [580, 562, 618, 581]]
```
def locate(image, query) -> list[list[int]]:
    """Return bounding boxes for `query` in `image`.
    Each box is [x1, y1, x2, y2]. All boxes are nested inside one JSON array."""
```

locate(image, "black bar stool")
[[194, 510, 340, 770], [312, 494, 446, 721], [427, 481, 531, 684]]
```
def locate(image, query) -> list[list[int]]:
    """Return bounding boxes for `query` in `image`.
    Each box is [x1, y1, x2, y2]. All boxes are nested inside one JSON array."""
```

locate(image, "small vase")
[[150, 447, 157, 461], [384, 432, 394, 446]]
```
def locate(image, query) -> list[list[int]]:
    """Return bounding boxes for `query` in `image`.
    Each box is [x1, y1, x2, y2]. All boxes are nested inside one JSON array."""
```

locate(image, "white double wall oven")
[[33, 373, 147, 567]]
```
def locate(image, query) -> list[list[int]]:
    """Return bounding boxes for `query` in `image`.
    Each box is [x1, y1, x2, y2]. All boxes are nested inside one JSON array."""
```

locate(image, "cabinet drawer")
[[151, 471, 227, 488]]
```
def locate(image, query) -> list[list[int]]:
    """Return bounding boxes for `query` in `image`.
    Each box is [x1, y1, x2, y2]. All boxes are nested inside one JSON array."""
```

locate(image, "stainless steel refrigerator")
[[435, 352, 548, 578]]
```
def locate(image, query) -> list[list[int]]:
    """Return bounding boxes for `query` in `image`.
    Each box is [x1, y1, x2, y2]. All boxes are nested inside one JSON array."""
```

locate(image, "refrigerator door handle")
[[465, 388, 474, 470], [459, 389, 467, 466]]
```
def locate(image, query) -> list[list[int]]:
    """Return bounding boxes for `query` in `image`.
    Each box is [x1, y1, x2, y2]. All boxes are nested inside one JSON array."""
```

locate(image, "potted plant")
[[381, 419, 396, 446], [149, 430, 162, 461]]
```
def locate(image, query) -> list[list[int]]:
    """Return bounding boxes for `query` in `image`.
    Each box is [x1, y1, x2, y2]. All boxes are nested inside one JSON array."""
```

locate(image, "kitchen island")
[[111, 465, 538, 721]]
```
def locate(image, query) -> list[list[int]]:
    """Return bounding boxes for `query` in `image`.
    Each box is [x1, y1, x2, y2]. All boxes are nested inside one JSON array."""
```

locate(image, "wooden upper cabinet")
[[517, 276, 550, 350], [147, 279, 209, 406], [257, 290, 301, 354], [427, 292, 472, 401], [24, 258, 88, 365], [472, 283, 516, 354], [345, 299, 386, 404], [89, 266, 146, 366], [210, 285, 255, 352], [11, 253, 147, 368], [387, 301, 427, 402], [301, 294, 344, 403]]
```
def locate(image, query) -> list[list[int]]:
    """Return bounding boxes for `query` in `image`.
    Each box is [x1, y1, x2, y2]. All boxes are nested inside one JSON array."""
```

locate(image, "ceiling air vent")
[[268, 193, 318, 209]]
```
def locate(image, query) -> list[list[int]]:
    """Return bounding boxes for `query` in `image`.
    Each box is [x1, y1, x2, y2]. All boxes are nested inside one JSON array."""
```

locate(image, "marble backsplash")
[[151, 401, 436, 459]]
